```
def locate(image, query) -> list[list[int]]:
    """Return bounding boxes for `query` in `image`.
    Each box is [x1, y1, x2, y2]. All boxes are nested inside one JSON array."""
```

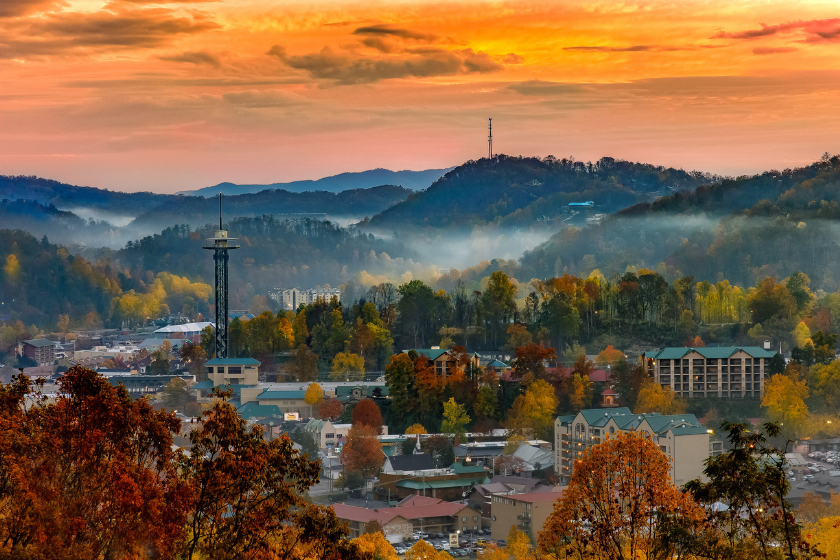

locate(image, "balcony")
[[517, 514, 532, 521]]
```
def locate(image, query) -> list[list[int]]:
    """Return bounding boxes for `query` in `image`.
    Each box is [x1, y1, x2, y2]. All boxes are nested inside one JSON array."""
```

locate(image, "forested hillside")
[[519, 154, 840, 290], [366, 155, 715, 231], [0, 215, 416, 329]]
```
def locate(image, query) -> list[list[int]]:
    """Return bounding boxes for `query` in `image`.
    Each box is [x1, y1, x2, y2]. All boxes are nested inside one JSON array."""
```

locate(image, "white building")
[[269, 285, 341, 310]]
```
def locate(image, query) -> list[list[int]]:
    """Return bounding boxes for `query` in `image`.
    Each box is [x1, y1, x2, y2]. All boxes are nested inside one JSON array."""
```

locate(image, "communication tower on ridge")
[[488, 118, 493, 159], [203, 193, 239, 358]]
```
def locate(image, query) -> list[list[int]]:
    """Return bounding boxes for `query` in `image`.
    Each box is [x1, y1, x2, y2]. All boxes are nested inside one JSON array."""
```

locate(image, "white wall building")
[[269, 285, 341, 310]]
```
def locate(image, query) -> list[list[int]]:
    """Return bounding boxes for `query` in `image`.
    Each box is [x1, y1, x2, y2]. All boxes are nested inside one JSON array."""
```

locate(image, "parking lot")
[[391, 529, 504, 557]]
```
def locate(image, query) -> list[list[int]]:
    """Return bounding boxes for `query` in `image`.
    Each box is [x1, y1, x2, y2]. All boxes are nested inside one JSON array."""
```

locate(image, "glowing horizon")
[[2, 0, 840, 192]]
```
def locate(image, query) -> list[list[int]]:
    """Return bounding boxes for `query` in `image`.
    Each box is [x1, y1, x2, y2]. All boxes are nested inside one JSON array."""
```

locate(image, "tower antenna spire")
[[204, 193, 239, 358], [488, 118, 493, 159]]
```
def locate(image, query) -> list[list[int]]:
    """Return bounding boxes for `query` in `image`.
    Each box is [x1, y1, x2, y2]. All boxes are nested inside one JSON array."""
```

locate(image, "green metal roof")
[[395, 477, 488, 489], [23, 339, 57, 348], [556, 414, 576, 426], [402, 349, 448, 360], [206, 358, 261, 365], [257, 390, 309, 400], [487, 359, 508, 368], [671, 426, 711, 436], [579, 408, 632, 426], [649, 346, 776, 360], [449, 462, 488, 475], [193, 380, 214, 389], [237, 402, 282, 419]]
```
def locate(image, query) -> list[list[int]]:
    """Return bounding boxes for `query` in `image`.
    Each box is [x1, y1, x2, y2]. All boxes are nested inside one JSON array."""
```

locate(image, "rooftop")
[[206, 358, 261, 365], [22, 339, 57, 348], [155, 322, 214, 333], [647, 346, 776, 360]]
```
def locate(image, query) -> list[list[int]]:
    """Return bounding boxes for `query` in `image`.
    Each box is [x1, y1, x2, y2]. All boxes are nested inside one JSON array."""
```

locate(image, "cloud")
[[712, 19, 840, 44], [352, 24, 436, 42], [0, 0, 65, 18], [267, 45, 503, 85], [753, 47, 799, 55], [159, 50, 221, 67], [564, 45, 695, 53], [222, 90, 300, 108], [502, 52, 524, 64], [0, 7, 219, 58]]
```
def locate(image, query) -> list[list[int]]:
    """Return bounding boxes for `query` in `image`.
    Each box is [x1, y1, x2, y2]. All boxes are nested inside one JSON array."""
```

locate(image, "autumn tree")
[[404, 538, 454, 560], [539, 431, 704, 560], [304, 382, 324, 416], [384, 353, 415, 422], [318, 397, 343, 420], [179, 387, 365, 560], [684, 421, 819, 560], [331, 351, 365, 381], [511, 342, 557, 380], [405, 423, 427, 435], [351, 398, 384, 433], [507, 378, 558, 440], [422, 434, 455, 468], [161, 376, 199, 415], [353, 530, 399, 560], [343, 425, 384, 478], [441, 397, 471, 444], [476, 543, 508, 560], [568, 372, 593, 413], [504, 323, 533, 351], [763, 373, 810, 435], [634, 380, 686, 415], [505, 525, 532, 559], [0, 367, 189, 558], [291, 344, 319, 381], [595, 344, 623, 366]]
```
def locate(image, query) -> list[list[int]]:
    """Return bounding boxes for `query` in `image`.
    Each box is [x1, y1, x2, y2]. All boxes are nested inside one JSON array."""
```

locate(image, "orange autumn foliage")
[[539, 431, 704, 560]]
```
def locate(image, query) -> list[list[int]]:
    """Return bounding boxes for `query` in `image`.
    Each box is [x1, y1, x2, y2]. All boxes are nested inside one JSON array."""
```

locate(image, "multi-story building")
[[17, 339, 57, 366], [489, 491, 564, 542], [643, 346, 776, 399], [400, 348, 481, 377], [554, 408, 710, 486], [268, 285, 341, 310]]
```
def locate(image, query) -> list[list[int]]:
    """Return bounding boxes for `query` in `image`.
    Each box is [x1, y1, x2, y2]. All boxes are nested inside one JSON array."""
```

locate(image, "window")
[[473, 516, 478, 521], [206, 367, 214, 373], [325, 433, 335, 439], [473, 526, 478, 530], [228, 366, 242, 374], [462, 517, 467, 522]]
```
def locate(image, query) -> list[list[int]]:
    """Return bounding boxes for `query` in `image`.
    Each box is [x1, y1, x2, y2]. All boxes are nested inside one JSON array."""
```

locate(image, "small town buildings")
[[382, 453, 436, 475], [330, 504, 413, 542], [331, 498, 479, 540], [17, 339, 57, 366], [206, 357, 260, 386], [489, 490, 565, 541], [375, 461, 489, 502], [303, 419, 353, 450], [554, 408, 710, 486], [154, 322, 214, 342], [399, 348, 481, 377], [642, 346, 776, 399]]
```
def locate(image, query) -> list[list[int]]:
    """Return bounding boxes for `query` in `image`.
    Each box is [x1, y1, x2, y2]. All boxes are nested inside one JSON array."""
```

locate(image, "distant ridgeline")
[[365, 155, 717, 231]]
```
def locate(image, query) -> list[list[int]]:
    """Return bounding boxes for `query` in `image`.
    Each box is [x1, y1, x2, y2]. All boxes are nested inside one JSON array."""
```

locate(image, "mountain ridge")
[[181, 167, 454, 196]]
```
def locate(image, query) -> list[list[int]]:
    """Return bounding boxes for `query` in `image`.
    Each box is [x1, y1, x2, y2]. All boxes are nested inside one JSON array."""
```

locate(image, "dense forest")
[[365, 155, 716, 231], [519, 154, 840, 289]]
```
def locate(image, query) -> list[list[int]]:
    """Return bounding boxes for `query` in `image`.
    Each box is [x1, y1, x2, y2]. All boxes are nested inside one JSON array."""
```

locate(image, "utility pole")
[[488, 118, 493, 159]]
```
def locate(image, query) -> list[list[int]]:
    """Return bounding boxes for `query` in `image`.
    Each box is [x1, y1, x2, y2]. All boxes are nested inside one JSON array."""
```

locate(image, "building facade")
[[400, 349, 481, 377], [554, 408, 710, 486], [643, 346, 776, 399], [18, 339, 57, 366], [332, 499, 478, 538], [269, 285, 342, 310], [489, 491, 564, 542]]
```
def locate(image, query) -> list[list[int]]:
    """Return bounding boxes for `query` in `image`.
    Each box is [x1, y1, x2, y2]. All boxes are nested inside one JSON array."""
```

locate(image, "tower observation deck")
[[203, 194, 239, 358]]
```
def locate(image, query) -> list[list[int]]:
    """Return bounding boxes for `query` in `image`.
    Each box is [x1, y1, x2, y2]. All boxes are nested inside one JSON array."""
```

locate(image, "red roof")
[[379, 501, 471, 520], [331, 504, 400, 524], [601, 388, 617, 396], [397, 495, 444, 507]]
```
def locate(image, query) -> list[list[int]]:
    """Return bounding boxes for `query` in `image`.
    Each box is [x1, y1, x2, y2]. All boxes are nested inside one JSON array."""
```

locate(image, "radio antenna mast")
[[488, 118, 493, 159]]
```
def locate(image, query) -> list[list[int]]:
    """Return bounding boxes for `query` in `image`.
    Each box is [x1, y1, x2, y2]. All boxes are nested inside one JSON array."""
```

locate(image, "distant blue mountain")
[[181, 167, 453, 196]]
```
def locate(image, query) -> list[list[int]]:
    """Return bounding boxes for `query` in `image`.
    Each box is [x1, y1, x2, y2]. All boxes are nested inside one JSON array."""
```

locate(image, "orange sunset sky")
[[2, 0, 840, 192]]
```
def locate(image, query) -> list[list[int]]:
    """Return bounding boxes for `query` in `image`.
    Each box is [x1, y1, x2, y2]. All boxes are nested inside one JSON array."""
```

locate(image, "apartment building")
[[268, 286, 341, 310], [643, 346, 776, 399], [17, 339, 57, 366], [489, 491, 564, 542], [554, 408, 709, 486]]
